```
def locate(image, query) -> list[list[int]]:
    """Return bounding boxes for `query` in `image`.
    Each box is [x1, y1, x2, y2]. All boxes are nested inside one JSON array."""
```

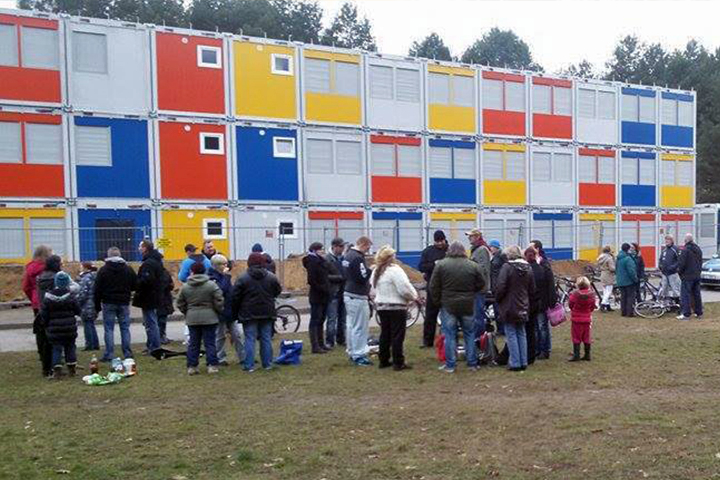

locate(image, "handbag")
[[547, 302, 567, 327], [274, 340, 303, 365]]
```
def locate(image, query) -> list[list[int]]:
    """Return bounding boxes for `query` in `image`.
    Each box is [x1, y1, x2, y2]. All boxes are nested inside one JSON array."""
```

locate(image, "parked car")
[[700, 256, 720, 288]]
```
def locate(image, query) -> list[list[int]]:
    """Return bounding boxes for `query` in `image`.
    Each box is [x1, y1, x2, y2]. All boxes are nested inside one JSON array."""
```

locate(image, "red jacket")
[[22, 260, 46, 310], [568, 288, 596, 323]]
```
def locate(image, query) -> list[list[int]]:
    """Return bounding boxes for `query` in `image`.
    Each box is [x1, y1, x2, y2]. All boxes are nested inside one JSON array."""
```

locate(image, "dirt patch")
[[551, 259, 594, 278]]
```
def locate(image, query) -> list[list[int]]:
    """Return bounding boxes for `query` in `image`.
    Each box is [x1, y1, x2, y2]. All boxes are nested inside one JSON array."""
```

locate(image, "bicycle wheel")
[[406, 301, 423, 328], [634, 300, 666, 319], [275, 304, 301, 333]]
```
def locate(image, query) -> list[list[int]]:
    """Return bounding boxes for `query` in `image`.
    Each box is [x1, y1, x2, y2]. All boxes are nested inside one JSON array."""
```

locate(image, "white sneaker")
[[187, 367, 199, 375], [676, 315, 690, 320], [207, 366, 219, 374], [438, 365, 455, 373]]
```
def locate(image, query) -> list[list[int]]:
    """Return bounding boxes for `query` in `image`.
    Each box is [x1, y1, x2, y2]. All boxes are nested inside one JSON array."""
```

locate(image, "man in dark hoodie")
[[41, 272, 81, 379], [94, 247, 138, 361], [232, 253, 282, 372], [133, 240, 164, 355], [303, 242, 332, 354], [677, 233, 704, 320], [418, 230, 447, 348]]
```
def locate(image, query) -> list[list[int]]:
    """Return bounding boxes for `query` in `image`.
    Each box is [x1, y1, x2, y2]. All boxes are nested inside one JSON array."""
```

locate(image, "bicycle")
[[556, 275, 621, 311], [638, 273, 661, 302], [634, 295, 680, 319], [370, 297, 425, 328], [274, 295, 302, 334]]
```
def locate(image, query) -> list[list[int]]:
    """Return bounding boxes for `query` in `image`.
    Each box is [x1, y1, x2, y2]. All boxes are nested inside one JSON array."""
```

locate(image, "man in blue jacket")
[[178, 244, 212, 283], [342, 236, 373, 366]]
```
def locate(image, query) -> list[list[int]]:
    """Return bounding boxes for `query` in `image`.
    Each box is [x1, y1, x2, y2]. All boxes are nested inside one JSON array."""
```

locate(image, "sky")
[[2, 0, 718, 73]]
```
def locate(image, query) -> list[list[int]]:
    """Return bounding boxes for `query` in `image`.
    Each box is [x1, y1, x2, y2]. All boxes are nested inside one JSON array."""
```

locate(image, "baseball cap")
[[465, 228, 482, 237], [489, 240, 501, 249]]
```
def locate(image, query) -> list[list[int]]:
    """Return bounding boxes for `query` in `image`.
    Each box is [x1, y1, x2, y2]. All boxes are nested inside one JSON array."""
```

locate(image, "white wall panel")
[[303, 130, 366, 203], [365, 57, 423, 131], [576, 82, 618, 145]]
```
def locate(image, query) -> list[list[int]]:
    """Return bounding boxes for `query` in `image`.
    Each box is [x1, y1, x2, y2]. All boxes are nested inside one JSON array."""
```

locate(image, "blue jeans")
[[143, 309, 161, 353], [440, 308, 478, 369], [344, 294, 370, 360], [158, 314, 168, 339], [51, 341, 77, 367], [505, 321, 528, 369], [535, 311, 551, 355], [82, 315, 99, 349], [244, 320, 273, 370], [216, 320, 245, 363], [325, 295, 346, 346], [474, 293, 486, 336], [187, 324, 218, 368], [102, 303, 132, 360], [680, 279, 703, 317]]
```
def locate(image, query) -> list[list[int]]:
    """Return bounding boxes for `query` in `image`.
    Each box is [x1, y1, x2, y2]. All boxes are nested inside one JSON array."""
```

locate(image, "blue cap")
[[489, 240, 501, 249], [54, 271, 71, 289], [251, 243, 263, 253]]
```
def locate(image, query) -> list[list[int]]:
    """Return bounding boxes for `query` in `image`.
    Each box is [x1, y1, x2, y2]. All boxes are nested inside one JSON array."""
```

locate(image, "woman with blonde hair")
[[596, 245, 616, 312], [370, 245, 417, 371]]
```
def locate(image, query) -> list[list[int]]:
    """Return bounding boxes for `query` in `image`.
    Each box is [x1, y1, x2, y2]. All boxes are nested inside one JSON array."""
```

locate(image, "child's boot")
[[568, 343, 581, 362], [582, 343, 591, 361], [52, 366, 63, 380], [67, 363, 77, 377]]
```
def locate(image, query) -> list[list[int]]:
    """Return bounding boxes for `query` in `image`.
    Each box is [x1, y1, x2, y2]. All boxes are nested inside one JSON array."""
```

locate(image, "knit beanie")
[[251, 243, 263, 253], [54, 271, 71, 289]]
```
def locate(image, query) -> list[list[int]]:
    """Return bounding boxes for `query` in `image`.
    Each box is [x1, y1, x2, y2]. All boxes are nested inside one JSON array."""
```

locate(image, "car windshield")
[[702, 259, 720, 269]]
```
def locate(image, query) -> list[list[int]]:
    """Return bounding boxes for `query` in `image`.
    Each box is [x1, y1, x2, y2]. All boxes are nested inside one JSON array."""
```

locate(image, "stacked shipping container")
[[0, 8, 703, 266]]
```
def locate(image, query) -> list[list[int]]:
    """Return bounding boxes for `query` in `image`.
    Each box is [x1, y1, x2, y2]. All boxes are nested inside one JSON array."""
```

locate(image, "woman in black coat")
[[527, 247, 556, 360], [632, 243, 646, 303]]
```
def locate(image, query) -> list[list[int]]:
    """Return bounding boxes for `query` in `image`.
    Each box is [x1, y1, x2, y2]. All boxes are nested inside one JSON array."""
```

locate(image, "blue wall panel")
[[544, 247, 573, 261], [78, 208, 152, 261], [621, 121, 656, 146], [621, 185, 656, 207], [532, 213, 573, 221], [237, 126, 299, 201], [429, 178, 475, 204], [75, 117, 150, 198], [661, 125, 693, 148], [372, 212, 422, 220]]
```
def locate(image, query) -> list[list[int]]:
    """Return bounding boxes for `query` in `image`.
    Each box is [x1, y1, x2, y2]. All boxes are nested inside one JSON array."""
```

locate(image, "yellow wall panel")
[[579, 247, 600, 262], [429, 212, 477, 221], [428, 64, 474, 77], [0, 209, 66, 264], [304, 50, 359, 63], [660, 186, 694, 208], [579, 213, 615, 221], [161, 210, 230, 261], [661, 153, 693, 162], [483, 181, 526, 205], [483, 143, 525, 152], [428, 105, 475, 133], [234, 41, 297, 120], [305, 92, 361, 124]]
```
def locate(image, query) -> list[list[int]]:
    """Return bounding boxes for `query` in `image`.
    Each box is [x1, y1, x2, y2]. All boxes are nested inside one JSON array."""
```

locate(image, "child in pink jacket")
[[568, 276, 596, 362]]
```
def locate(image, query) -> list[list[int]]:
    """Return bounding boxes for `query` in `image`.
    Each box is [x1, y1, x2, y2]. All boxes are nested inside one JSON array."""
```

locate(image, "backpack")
[[476, 331, 499, 365]]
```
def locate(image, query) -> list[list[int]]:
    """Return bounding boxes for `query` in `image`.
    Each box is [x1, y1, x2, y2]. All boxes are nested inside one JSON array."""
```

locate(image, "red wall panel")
[[370, 135, 421, 146], [156, 33, 224, 114], [372, 177, 422, 203], [159, 122, 227, 200], [532, 113, 572, 139], [641, 246, 656, 268], [661, 214, 693, 221], [483, 110, 525, 136], [579, 183, 615, 206], [308, 211, 364, 220], [579, 148, 614, 157]]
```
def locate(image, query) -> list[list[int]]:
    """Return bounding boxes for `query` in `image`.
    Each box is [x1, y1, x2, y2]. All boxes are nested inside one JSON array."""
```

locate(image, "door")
[[95, 219, 136, 261]]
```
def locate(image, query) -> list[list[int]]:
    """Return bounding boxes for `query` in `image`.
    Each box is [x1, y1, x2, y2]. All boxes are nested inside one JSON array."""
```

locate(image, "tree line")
[[18, 0, 720, 202]]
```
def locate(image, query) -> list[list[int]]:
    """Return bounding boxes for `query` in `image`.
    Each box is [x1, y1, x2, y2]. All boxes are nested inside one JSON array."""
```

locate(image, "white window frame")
[[277, 219, 298, 239], [272, 137, 296, 158], [197, 45, 221, 69], [202, 218, 227, 240], [271, 53, 293, 76], [199, 132, 224, 155]]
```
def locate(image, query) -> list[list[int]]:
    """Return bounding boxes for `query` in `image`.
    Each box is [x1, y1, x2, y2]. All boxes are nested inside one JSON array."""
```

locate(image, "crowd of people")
[[21, 227, 705, 380]]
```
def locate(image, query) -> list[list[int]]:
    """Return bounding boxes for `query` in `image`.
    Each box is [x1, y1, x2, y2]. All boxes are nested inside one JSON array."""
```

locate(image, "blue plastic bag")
[[274, 340, 303, 365]]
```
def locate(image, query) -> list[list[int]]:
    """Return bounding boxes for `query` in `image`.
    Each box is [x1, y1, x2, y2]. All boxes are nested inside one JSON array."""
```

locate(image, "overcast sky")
[[2, 0, 718, 73]]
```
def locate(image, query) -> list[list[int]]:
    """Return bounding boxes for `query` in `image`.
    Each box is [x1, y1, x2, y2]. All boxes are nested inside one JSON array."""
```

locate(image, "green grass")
[[3, 307, 720, 479]]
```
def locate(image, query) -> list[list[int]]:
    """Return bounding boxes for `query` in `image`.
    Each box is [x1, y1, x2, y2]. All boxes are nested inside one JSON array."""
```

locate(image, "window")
[[453, 148, 475, 179], [429, 145, 475, 179], [429, 146, 452, 178], [278, 220, 297, 239], [369, 65, 393, 100], [29, 218, 65, 257], [678, 101, 693, 127], [75, 126, 111, 166], [336, 140, 362, 175], [533, 151, 571, 183], [579, 153, 615, 184], [578, 89, 595, 118], [199, 132, 224, 155], [335, 61, 359, 96], [532, 84, 571, 116], [533, 152, 551, 181], [371, 143, 421, 177], [271, 53, 293, 75], [484, 149, 525, 181], [272, 137, 296, 158], [305, 58, 330, 93], [579, 88, 616, 120], [0, 23, 18, 66], [662, 159, 693, 187], [26, 124, 62, 165], [622, 154, 655, 186], [483, 77, 525, 112], [533, 85, 551, 114], [203, 218, 226, 239], [306, 138, 362, 176], [662, 96, 694, 128], [395, 68, 419, 103], [622, 92, 656, 123], [371, 143, 394, 176], [305, 57, 359, 96], [554, 87, 572, 115], [534, 219, 573, 251], [72, 31, 107, 74], [454, 76, 474, 107], [21, 27, 58, 69], [197, 45, 221, 69], [0, 218, 25, 259], [700, 213, 714, 238], [429, 73, 450, 104], [307, 138, 333, 174], [0, 122, 22, 164], [397, 145, 421, 177], [430, 72, 474, 106]]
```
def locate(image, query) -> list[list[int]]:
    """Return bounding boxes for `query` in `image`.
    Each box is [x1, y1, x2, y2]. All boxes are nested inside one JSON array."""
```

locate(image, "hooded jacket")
[[568, 288, 597, 323], [343, 248, 371, 296], [678, 241, 703, 281], [495, 260, 536, 323], [176, 274, 224, 326], [156, 268, 175, 317], [231, 266, 282, 323], [76, 271, 97, 319], [659, 244, 680, 276], [133, 249, 164, 310], [22, 259, 46, 310], [529, 261, 556, 314], [615, 251, 638, 287], [94, 257, 138, 311], [303, 253, 331, 304], [208, 267, 233, 323], [41, 286, 81, 344], [418, 244, 446, 283], [429, 256, 485, 317], [178, 253, 212, 283], [596, 253, 616, 286], [490, 250, 507, 293]]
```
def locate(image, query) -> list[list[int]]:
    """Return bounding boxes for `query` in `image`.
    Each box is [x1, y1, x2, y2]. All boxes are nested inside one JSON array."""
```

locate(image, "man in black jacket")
[[325, 237, 347, 348], [488, 239, 507, 335], [418, 230, 447, 347], [302, 242, 332, 354], [677, 234, 703, 320], [342, 236, 373, 366], [94, 247, 137, 361], [133, 240, 164, 355], [659, 235, 681, 300]]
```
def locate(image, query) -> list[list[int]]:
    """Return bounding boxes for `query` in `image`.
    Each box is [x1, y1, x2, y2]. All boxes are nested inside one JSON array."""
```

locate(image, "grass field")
[[2, 307, 720, 480]]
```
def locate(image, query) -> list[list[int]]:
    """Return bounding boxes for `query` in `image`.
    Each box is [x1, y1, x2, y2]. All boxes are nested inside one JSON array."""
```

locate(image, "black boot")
[[309, 326, 326, 354], [317, 326, 331, 352], [52, 366, 63, 380], [582, 343, 591, 361], [67, 363, 77, 377], [568, 343, 581, 362]]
